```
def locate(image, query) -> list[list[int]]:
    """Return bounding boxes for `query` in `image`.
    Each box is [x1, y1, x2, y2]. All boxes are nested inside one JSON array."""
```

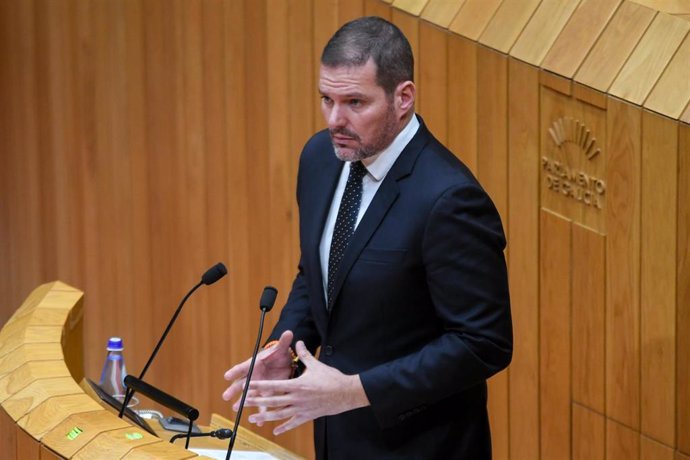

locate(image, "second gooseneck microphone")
[[118, 262, 228, 418], [225, 286, 278, 460]]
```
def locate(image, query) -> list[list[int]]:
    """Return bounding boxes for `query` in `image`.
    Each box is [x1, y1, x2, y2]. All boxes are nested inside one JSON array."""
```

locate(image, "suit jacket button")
[[324, 345, 334, 356]]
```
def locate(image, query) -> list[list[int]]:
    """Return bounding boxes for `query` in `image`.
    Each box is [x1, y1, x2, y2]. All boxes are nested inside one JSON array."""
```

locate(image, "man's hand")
[[242, 340, 370, 435], [222, 330, 295, 411]]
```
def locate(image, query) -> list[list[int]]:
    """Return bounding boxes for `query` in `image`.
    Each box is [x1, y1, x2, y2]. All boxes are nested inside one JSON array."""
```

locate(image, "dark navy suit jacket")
[[269, 119, 512, 459]]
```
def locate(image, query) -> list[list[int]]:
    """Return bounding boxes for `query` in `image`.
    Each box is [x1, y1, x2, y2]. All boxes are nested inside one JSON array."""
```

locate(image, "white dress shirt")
[[319, 115, 420, 301]]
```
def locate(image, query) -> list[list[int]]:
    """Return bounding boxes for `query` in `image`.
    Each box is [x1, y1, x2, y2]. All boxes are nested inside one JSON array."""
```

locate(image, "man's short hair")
[[321, 16, 414, 96]]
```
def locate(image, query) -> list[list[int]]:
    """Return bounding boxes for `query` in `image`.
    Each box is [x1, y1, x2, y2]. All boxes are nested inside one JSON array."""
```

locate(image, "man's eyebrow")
[[318, 90, 368, 99]]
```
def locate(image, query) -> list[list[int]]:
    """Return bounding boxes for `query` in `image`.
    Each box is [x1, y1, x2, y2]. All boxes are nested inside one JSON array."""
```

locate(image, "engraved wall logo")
[[542, 116, 606, 209]]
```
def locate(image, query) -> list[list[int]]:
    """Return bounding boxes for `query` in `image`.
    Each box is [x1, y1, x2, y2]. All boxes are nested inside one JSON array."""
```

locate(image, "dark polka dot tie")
[[327, 161, 367, 309]]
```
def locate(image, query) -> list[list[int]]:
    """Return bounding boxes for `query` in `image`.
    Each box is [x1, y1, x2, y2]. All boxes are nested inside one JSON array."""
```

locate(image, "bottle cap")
[[106, 337, 124, 351]]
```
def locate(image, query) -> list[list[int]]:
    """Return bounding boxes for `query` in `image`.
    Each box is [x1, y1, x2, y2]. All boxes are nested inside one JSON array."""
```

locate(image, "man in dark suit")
[[222, 16, 512, 459]]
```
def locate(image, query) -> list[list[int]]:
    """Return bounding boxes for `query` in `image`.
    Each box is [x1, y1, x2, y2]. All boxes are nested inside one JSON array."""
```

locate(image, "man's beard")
[[330, 106, 399, 162]]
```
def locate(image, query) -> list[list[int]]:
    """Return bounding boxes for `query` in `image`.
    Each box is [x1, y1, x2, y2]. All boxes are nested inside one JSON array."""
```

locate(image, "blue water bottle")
[[99, 337, 128, 402]]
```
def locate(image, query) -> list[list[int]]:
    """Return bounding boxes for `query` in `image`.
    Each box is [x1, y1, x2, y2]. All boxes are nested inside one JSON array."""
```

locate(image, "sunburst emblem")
[[548, 117, 600, 160]]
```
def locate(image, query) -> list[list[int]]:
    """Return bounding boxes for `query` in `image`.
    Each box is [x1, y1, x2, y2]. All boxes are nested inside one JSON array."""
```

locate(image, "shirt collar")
[[361, 114, 420, 182]]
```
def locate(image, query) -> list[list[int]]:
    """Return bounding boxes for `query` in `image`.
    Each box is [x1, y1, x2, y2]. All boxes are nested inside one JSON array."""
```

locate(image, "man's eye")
[[321, 96, 333, 105], [349, 99, 362, 107]]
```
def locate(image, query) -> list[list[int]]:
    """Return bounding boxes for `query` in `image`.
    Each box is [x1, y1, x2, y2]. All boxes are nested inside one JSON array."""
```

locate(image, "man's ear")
[[395, 81, 416, 116]]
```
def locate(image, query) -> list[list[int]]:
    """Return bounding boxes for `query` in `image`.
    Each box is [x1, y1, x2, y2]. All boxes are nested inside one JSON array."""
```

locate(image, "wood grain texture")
[[644, 33, 690, 119], [420, 0, 465, 28], [677, 124, 690, 455], [607, 419, 640, 460], [1, 407, 18, 459], [542, 0, 623, 78], [477, 45, 509, 460], [510, 0, 582, 66], [72, 427, 161, 459], [575, 1, 657, 93], [479, 0, 542, 54], [572, 224, 606, 412], [609, 12, 690, 105], [572, 403, 605, 460], [392, 8, 421, 90], [41, 410, 130, 458], [447, 34, 477, 171], [17, 394, 103, 439], [507, 57, 540, 460], [392, 0, 428, 16], [606, 99, 641, 429], [640, 436, 675, 460], [640, 111, 677, 446], [540, 210, 572, 460], [418, 20, 448, 144], [448, 0, 502, 41]]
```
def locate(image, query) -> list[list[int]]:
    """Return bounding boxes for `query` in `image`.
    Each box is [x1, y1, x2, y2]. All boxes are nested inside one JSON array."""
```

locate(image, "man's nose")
[[326, 104, 346, 129]]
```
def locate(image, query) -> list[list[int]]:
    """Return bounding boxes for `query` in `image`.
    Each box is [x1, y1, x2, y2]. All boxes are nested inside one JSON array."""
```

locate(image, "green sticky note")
[[125, 432, 144, 441]]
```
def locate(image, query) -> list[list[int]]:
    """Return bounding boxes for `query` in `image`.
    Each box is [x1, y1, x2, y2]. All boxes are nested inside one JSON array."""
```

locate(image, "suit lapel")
[[327, 120, 432, 312]]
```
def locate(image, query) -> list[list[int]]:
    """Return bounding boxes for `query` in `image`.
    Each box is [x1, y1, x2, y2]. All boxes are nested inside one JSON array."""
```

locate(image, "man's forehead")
[[318, 61, 380, 91]]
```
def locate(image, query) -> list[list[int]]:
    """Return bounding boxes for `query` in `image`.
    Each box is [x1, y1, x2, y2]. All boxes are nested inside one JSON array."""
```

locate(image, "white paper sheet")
[[189, 448, 278, 460]]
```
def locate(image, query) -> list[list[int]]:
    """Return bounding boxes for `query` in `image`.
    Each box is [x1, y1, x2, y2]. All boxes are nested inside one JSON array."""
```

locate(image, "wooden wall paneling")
[[418, 21, 448, 144], [509, 0, 582, 67], [448, 0, 503, 41], [174, 0, 211, 411], [242, 0, 271, 360], [607, 419, 640, 460], [0, 0, 44, 321], [365, 0, 392, 18], [113, 0, 154, 402], [0, 407, 18, 458], [644, 34, 690, 119], [313, 0, 338, 132], [476, 46, 509, 460], [506, 58, 540, 460], [223, 0, 252, 381], [391, 8, 421, 92], [338, 0, 366, 24], [40, 446, 63, 460], [419, 0, 465, 29], [605, 98, 641, 429], [640, 436, 675, 460], [446, 35, 477, 172], [478, 0, 541, 55], [541, 0, 622, 79], [391, 0, 428, 16], [287, 1, 316, 456], [37, 0, 85, 293], [137, 0, 184, 398], [17, 426, 40, 460], [683, 104, 690, 124], [609, 12, 690, 105], [201, 0, 233, 426], [680, 451, 690, 460], [571, 224, 605, 411], [540, 210, 572, 460], [572, 403, 605, 460], [640, 111, 677, 447], [269, 0, 293, 322], [574, 1, 656, 93], [679, 123, 690, 455]]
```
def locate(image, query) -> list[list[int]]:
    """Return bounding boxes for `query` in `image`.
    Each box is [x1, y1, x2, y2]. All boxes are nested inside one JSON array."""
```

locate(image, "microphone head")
[[201, 263, 228, 285], [259, 286, 278, 311]]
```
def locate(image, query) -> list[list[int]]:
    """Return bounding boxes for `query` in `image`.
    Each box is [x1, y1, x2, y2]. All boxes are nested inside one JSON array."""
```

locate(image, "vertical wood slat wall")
[[1, 0, 688, 458]]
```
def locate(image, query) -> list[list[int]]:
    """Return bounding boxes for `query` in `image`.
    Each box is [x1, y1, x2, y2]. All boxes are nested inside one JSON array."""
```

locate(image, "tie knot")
[[349, 161, 367, 180]]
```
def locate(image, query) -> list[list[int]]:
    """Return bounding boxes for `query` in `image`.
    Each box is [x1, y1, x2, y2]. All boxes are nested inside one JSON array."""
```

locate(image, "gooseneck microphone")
[[118, 262, 228, 418], [225, 286, 277, 460]]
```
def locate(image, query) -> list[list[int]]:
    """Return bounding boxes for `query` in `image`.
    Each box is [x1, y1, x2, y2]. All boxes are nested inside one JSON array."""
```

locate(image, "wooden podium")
[[0, 281, 303, 459]]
